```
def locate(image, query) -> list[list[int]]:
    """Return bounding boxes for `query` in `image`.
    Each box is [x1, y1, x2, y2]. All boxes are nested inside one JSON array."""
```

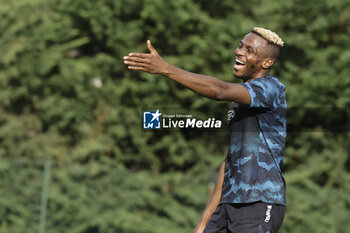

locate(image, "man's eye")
[[248, 48, 255, 54]]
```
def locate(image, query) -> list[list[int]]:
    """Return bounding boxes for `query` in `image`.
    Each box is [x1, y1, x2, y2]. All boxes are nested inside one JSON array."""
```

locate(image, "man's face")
[[233, 33, 268, 80]]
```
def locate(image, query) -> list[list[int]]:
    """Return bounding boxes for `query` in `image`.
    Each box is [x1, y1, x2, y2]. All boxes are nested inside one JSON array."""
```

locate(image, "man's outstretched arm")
[[123, 40, 251, 105], [193, 160, 226, 233]]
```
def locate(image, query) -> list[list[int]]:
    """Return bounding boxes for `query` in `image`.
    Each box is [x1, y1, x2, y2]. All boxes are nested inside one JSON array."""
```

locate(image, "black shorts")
[[203, 202, 286, 233]]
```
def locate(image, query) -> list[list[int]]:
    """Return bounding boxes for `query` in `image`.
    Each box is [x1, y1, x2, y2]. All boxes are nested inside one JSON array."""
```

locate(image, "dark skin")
[[123, 32, 278, 233], [123, 33, 276, 104]]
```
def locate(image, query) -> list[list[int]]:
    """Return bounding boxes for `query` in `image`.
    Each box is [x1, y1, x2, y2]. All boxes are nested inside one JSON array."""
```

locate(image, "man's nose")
[[235, 47, 244, 56]]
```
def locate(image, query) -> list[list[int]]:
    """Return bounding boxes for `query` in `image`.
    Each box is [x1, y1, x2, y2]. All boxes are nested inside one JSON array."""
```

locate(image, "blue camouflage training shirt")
[[220, 75, 287, 206]]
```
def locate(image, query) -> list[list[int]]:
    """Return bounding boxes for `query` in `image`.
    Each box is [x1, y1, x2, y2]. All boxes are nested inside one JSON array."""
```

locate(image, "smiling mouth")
[[235, 59, 245, 66], [234, 58, 245, 70]]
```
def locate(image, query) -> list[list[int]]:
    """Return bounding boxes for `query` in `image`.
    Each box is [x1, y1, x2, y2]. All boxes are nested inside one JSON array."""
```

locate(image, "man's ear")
[[262, 58, 275, 69]]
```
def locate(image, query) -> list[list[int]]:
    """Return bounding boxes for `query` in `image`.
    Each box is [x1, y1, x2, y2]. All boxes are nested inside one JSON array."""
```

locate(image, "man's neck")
[[244, 70, 271, 82]]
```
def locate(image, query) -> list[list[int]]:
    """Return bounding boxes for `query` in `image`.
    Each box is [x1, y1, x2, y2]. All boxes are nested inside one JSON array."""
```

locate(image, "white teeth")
[[235, 59, 245, 65]]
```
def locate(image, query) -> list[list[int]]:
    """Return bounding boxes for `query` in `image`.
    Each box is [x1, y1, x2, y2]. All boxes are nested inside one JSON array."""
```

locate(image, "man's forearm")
[[193, 160, 226, 233], [162, 63, 229, 101]]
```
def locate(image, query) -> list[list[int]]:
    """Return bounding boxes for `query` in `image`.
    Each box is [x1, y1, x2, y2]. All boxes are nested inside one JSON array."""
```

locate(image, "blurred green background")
[[0, 0, 349, 232]]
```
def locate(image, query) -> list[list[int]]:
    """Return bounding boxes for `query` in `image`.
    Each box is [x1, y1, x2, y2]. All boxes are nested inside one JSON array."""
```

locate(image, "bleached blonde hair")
[[252, 27, 284, 47]]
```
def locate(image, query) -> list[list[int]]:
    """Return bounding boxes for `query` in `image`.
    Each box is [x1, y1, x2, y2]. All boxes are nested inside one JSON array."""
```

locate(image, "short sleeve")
[[241, 77, 284, 108]]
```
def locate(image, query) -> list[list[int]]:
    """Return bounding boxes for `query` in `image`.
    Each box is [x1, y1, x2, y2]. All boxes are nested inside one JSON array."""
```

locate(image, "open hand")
[[123, 40, 168, 74]]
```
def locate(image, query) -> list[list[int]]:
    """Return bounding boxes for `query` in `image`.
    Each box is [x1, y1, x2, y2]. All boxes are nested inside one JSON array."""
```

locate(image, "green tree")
[[0, 0, 349, 232]]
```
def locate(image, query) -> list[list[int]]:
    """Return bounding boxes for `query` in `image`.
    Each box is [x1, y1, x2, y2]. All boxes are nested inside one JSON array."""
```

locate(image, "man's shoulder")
[[247, 75, 285, 96], [265, 75, 285, 90]]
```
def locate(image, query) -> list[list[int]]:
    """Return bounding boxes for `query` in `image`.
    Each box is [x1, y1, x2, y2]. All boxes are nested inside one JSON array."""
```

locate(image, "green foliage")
[[0, 158, 209, 233], [0, 0, 349, 232]]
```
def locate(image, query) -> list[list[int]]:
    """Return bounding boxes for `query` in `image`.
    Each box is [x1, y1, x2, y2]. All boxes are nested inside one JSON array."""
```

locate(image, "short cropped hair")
[[251, 27, 284, 47], [251, 27, 284, 61]]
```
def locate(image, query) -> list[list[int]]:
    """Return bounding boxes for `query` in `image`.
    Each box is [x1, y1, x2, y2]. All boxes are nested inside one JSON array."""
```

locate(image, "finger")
[[124, 60, 147, 67], [128, 53, 151, 58], [147, 40, 158, 55], [127, 66, 148, 72], [124, 56, 149, 63]]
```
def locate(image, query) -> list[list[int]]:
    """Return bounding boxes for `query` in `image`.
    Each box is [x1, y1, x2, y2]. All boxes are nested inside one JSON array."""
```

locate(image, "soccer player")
[[124, 27, 287, 233]]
